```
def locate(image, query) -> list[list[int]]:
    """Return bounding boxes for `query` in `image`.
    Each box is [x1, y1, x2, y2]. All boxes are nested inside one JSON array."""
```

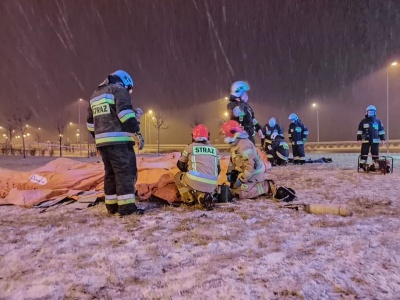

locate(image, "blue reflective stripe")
[[186, 172, 218, 185], [357, 131, 363, 134], [188, 170, 218, 181], [118, 109, 136, 123], [90, 93, 115, 105], [87, 122, 94, 132], [95, 132, 134, 138]]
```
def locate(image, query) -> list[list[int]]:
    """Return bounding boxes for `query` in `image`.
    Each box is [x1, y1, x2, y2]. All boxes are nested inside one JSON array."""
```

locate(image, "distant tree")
[[56, 119, 66, 157], [149, 112, 168, 156], [9, 107, 32, 158], [190, 118, 203, 128], [4, 123, 15, 152], [33, 132, 41, 151]]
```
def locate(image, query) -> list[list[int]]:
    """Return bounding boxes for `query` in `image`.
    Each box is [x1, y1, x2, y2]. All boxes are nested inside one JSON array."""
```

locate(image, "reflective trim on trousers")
[[105, 194, 117, 205], [186, 172, 218, 185], [276, 152, 288, 160], [117, 194, 135, 205]]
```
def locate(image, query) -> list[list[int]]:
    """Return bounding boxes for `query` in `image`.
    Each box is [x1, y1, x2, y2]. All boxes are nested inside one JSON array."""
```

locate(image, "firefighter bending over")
[[174, 124, 220, 210]]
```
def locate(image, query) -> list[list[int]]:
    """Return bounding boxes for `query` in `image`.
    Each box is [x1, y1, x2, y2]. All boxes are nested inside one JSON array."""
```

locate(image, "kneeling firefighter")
[[264, 132, 289, 166], [220, 120, 296, 201], [174, 124, 220, 210]]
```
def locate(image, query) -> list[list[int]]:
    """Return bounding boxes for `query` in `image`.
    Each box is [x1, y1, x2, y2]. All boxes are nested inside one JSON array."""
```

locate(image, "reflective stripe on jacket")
[[87, 83, 139, 147], [357, 116, 385, 144], [178, 142, 220, 193]]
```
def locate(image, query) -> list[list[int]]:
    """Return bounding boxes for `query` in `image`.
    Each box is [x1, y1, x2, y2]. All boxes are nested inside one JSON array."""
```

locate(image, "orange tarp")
[[0, 150, 270, 207]]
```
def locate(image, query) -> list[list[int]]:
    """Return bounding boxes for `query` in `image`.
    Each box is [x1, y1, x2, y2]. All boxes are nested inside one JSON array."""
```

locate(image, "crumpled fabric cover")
[[0, 149, 270, 207]]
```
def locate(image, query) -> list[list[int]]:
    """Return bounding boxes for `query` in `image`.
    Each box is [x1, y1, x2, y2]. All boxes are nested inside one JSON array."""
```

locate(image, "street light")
[[312, 103, 319, 143], [145, 110, 153, 149], [386, 61, 397, 153], [78, 98, 83, 156]]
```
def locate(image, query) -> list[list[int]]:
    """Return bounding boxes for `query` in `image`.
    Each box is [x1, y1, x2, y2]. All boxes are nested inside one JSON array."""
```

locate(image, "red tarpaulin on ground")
[[0, 150, 270, 207]]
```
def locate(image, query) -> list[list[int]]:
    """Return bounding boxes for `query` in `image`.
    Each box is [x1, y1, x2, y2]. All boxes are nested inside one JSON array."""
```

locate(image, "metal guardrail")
[[3, 140, 400, 155], [139, 140, 400, 153]]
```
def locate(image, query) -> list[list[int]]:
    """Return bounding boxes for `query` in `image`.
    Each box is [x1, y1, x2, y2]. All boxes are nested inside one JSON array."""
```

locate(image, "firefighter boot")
[[106, 204, 118, 215], [118, 203, 144, 216], [360, 163, 369, 172], [197, 192, 214, 210]]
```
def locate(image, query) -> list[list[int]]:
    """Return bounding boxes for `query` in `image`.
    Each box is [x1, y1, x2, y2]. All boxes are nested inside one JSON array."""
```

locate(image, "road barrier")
[[140, 140, 400, 154], [3, 140, 400, 156]]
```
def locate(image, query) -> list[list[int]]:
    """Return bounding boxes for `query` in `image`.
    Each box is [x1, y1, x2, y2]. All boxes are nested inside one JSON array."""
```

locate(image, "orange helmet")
[[192, 124, 209, 141], [220, 120, 243, 138]]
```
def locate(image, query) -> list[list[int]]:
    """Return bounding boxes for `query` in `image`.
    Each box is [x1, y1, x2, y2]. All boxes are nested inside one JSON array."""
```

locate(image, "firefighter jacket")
[[177, 141, 220, 193], [288, 120, 309, 145], [262, 123, 284, 144], [357, 116, 385, 144], [86, 83, 140, 147], [227, 97, 262, 137], [271, 136, 289, 160], [228, 137, 266, 183]]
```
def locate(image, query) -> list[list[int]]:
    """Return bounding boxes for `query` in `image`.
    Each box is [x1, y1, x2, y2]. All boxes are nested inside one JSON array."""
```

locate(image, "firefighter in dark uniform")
[[357, 105, 386, 171], [227, 81, 264, 145], [263, 117, 288, 166], [87, 70, 144, 216], [288, 113, 309, 165]]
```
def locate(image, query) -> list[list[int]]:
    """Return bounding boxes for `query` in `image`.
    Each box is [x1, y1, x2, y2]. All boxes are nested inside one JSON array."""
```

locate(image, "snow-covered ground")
[[1, 153, 400, 299]]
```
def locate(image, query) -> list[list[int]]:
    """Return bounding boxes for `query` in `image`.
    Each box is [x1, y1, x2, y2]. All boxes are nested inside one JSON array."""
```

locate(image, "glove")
[[226, 173, 232, 182], [258, 129, 265, 139], [381, 140, 386, 145], [237, 173, 246, 183], [135, 132, 145, 150], [234, 179, 243, 188], [302, 138, 307, 144]]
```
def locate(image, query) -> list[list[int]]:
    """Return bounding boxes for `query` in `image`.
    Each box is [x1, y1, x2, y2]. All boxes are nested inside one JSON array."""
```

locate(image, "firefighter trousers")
[[98, 144, 137, 206], [360, 143, 379, 165]]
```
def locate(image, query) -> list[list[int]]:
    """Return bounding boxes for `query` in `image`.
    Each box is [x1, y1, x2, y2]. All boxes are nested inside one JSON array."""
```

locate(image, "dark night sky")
[[1, 0, 400, 143]]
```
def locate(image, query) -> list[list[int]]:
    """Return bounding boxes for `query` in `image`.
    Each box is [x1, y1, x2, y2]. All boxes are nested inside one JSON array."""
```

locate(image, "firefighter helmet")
[[110, 70, 134, 91], [269, 117, 276, 127], [192, 124, 209, 142], [273, 185, 296, 202], [220, 120, 243, 138], [288, 113, 298, 121], [366, 105, 376, 112], [366, 105, 376, 117], [230, 81, 250, 97]]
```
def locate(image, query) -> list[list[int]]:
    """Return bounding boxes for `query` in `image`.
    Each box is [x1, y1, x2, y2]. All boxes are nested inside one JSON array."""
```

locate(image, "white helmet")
[[269, 117, 276, 127], [288, 113, 298, 121], [366, 105, 376, 112], [366, 105, 376, 117], [231, 81, 250, 97]]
